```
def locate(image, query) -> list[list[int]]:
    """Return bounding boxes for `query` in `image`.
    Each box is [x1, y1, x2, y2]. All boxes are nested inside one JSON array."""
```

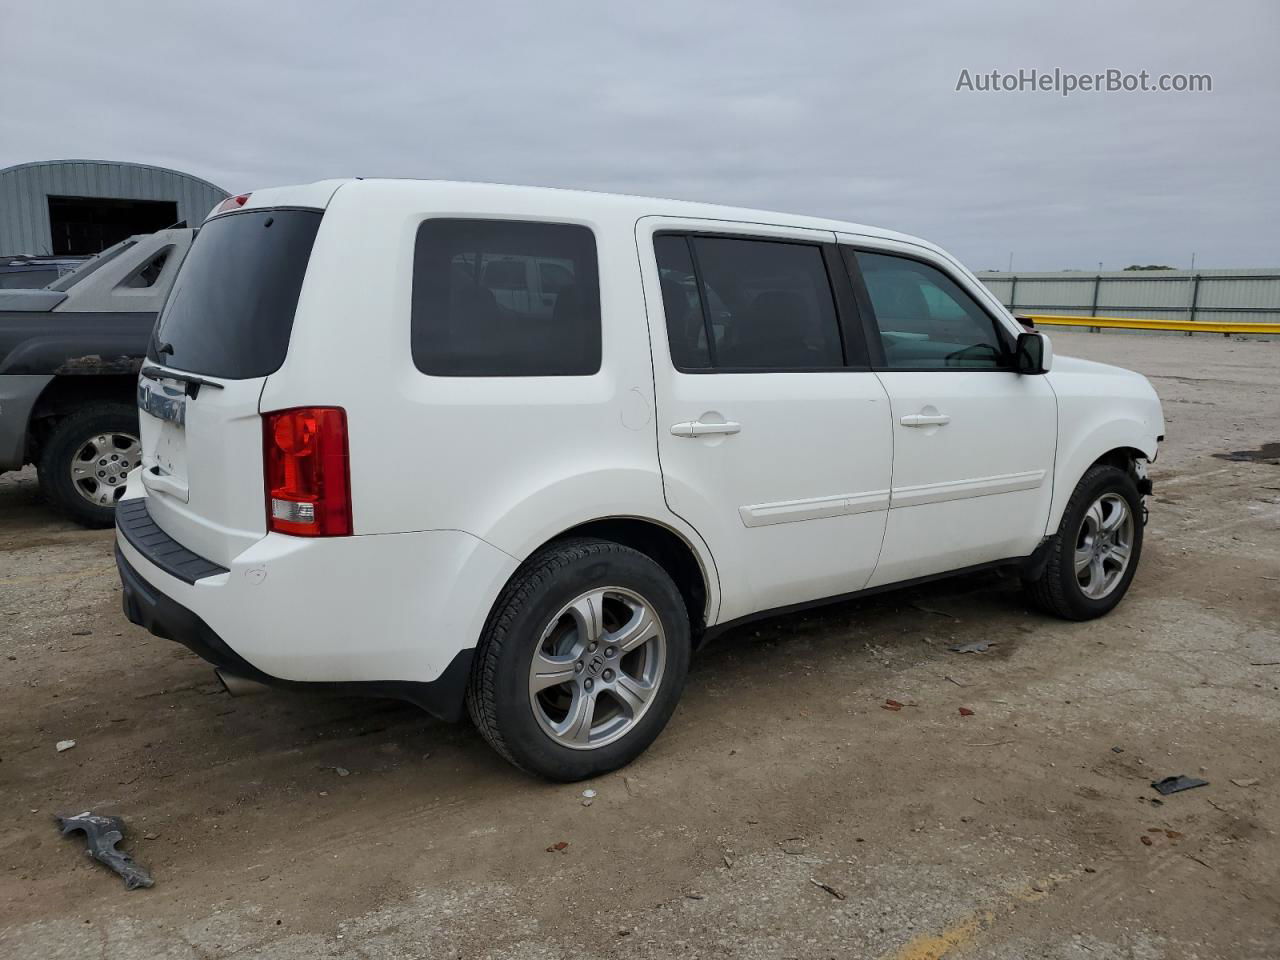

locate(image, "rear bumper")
[[116, 544, 474, 720], [114, 489, 520, 721]]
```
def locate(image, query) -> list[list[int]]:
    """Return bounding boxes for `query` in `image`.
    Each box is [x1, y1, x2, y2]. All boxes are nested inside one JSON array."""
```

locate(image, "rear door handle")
[[901, 413, 951, 427], [671, 420, 742, 438]]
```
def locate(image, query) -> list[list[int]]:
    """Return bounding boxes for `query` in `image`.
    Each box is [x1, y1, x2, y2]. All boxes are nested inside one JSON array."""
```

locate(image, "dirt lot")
[[1, 329, 1277, 959]]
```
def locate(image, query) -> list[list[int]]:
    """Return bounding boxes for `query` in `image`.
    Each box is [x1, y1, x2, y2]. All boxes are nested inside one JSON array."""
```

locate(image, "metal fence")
[[977, 269, 1280, 326]]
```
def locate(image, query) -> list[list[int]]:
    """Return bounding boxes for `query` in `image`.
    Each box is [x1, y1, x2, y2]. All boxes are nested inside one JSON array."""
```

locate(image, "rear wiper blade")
[[146, 326, 174, 358], [140, 364, 225, 397]]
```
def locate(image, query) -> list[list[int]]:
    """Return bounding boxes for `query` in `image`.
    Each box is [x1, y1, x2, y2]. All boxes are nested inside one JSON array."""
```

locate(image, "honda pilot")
[[116, 180, 1164, 780]]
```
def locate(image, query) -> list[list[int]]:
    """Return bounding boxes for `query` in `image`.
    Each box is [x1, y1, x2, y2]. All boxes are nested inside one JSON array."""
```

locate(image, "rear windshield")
[[148, 209, 321, 379]]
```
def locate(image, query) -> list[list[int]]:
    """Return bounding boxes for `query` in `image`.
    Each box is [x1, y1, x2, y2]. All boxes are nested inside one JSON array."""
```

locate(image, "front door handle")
[[671, 420, 742, 438], [901, 413, 951, 427]]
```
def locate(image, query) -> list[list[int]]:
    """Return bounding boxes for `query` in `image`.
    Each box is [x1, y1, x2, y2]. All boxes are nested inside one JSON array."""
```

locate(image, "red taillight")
[[213, 193, 251, 215], [263, 407, 352, 537]]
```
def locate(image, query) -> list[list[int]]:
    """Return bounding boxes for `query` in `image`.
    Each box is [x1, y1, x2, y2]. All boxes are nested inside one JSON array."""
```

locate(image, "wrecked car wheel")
[[1023, 464, 1144, 621], [466, 538, 691, 781], [38, 403, 140, 528]]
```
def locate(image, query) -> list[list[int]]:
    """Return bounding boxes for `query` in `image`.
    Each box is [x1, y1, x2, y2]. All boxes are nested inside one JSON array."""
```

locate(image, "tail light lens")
[[263, 407, 352, 536]]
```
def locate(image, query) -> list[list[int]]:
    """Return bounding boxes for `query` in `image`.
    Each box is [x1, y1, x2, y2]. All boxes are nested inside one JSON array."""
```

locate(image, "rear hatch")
[[136, 206, 323, 567]]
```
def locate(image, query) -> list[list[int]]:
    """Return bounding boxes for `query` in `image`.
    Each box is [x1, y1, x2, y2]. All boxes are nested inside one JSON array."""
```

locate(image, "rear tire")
[[1023, 464, 1143, 620], [37, 403, 140, 528], [467, 537, 691, 781]]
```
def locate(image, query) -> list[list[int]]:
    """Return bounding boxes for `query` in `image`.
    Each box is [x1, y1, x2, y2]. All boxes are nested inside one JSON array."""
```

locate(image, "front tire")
[[37, 404, 141, 528], [467, 538, 691, 781], [1023, 464, 1144, 620]]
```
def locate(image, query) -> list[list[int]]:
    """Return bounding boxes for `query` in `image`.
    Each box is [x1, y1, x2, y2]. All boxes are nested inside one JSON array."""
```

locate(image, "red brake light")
[[213, 193, 251, 215], [263, 407, 352, 536]]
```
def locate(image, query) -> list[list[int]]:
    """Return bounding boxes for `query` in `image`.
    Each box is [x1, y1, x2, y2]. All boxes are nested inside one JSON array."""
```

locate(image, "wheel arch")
[[1090, 446, 1151, 487], [25, 374, 138, 466], [518, 515, 719, 641], [1049, 424, 1156, 533]]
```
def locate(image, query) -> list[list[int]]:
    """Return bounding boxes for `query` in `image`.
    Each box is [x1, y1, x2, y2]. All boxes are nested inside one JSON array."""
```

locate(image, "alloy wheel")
[[70, 432, 140, 507], [1074, 492, 1135, 600], [528, 587, 667, 750]]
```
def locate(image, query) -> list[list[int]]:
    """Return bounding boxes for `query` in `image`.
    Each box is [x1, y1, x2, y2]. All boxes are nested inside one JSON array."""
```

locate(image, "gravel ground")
[[1, 329, 1277, 959]]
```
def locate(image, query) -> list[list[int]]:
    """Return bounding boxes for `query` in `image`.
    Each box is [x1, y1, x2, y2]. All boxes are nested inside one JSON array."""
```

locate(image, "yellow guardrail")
[[1025, 313, 1280, 335]]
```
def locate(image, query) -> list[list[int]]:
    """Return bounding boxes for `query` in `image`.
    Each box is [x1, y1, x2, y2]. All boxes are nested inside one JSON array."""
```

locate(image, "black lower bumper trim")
[[116, 497, 229, 584], [115, 544, 473, 722]]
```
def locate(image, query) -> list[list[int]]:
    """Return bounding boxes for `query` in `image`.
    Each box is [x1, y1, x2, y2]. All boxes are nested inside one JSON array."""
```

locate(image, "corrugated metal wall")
[[978, 269, 1280, 324], [0, 160, 228, 256]]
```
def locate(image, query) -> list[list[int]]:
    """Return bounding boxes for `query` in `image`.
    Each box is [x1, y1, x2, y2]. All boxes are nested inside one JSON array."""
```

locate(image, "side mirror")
[[1015, 330, 1052, 374]]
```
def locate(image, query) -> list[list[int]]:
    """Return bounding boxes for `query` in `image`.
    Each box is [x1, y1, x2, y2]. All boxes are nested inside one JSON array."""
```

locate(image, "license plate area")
[[152, 421, 188, 481], [138, 377, 189, 498], [138, 377, 186, 426]]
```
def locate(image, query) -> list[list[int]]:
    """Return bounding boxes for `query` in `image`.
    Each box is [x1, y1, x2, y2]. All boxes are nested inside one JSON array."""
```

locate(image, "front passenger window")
[[852, 251, 1010, 369]]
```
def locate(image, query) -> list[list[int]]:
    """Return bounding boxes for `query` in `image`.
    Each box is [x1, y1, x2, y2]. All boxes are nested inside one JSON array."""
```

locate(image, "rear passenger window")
[[412, 220, 601, 376], [654, 235, 844, 371]]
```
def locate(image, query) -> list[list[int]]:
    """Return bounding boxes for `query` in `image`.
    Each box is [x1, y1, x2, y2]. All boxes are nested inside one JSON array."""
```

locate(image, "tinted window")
[[852, 251, 1010, 369], [412, 220, 600, 377], [539, 261, 573, 295], [654, 235, 711, 369], [150, 210, 321, 379], [655, 235, 844, 371], [120, 249, 170, 289]]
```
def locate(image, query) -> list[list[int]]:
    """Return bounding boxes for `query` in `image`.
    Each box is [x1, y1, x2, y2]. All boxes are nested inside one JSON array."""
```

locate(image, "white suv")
[[116, 180, 1164, 780]]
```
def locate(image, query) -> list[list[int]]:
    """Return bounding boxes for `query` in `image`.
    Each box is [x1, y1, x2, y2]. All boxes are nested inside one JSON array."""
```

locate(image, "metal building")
[[0, 159, 228, 257]]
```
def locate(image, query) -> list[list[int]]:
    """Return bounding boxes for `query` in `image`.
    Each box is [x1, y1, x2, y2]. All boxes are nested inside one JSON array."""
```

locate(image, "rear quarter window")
[[149, 209, 322, 379], [411, 219, 601, 377]]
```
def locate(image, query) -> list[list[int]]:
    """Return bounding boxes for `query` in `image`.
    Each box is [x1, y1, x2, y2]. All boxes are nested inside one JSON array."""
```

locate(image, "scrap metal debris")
[[55, 740, 76, 752], [56, 812, 153, 889], [948, 641, 996, 654], [1230, 777, 1260, 787], [809, 878, 847, 900], [1151, 775, 1209, 796]]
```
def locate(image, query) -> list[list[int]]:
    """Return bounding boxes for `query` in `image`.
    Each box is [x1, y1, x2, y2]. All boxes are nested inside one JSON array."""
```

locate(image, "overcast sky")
[[3, 0, 1276, 270]]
